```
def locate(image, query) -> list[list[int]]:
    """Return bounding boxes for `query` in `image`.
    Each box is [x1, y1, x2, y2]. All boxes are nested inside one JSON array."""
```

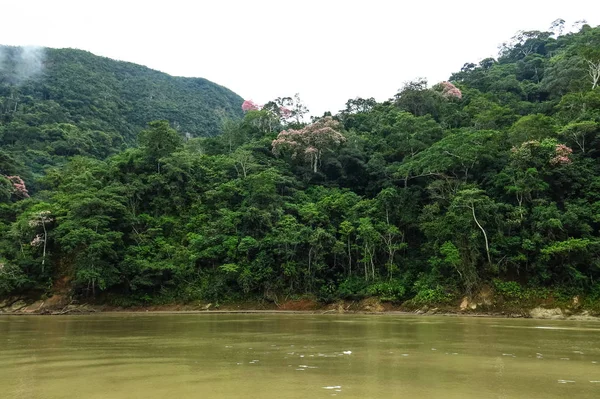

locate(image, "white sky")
[[1, 0, 599, 116]]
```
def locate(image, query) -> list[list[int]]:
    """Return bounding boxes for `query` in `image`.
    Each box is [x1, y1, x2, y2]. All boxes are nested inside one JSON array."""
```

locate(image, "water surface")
[[1, 314, 599, 398]]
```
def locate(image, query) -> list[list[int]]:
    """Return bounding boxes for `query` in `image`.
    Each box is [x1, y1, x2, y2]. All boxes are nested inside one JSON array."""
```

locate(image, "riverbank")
[[1, 295, 599, 321]]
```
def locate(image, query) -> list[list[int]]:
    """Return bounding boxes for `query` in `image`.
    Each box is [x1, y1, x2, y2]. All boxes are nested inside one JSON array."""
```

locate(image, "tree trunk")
[[588, 59, 600, 90], [471, 204, 492, 267], [347, 236, 352, 276], [41, 219, 47, 273]]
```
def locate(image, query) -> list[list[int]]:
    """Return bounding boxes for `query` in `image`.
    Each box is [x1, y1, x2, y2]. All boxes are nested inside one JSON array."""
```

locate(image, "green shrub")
[[411, 287, 449, 304], [366, 280, 406, 302], [493, 279, 523, 300], [336, 276, 367, 300], [0, 262, 31, 297], [589, 284, 600, 301], [106, 293, 153, 307], [318, 283, 337, 303], [410, 273, 453, 304]]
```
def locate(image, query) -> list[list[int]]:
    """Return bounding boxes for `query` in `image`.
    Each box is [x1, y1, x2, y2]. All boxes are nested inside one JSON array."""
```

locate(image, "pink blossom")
[[272, 116, 345, 172], [28, 211, 53, 227], [439, 81, 462, 100], [279, 106, 292, 119], [555, 144, 573, 155], [3, 175, 29, 198], [31, 234, 43, 247], [550, 144, 573, 165], [242, 100, 261, 112]]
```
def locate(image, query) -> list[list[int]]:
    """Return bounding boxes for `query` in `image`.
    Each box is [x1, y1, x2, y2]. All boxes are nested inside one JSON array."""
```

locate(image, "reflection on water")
[[1, 314, 599, 399]]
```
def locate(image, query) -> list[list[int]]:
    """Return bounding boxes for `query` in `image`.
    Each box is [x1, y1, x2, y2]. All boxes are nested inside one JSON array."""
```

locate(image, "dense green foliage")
[[0, 45, 243, 181], [2, 24, 600, 306]]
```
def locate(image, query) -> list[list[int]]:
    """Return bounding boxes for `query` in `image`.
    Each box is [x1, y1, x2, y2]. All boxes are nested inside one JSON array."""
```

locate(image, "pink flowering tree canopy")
[[510, 139, 573, 167], [1, 175, 29, 199], [261, 97, 296, 125], [242, 100, 261, 112], [272, 116, 346, 172], [550, 144, 573, 165], [279, 106, 292, 120], [437, 81, 463, 100]]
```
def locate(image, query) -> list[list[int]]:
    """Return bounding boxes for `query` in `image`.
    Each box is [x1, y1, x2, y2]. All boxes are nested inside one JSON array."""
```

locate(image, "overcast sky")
[[2, 0, 599, 116]]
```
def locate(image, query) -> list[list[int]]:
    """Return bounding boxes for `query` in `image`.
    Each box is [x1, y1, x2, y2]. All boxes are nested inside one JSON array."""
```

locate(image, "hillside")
[[0, 46, 244, 179], [1, 22, 600, 313]]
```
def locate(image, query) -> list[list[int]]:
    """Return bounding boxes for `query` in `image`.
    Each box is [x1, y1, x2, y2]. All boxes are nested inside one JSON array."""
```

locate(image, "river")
[[1, 314, 599, 398]]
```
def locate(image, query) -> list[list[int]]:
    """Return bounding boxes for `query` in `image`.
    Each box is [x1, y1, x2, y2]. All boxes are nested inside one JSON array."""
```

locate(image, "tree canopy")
[[2, 23, 600, 307]]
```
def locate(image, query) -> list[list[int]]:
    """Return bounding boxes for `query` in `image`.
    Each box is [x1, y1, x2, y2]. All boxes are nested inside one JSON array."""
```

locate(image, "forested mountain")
[[0, 45, 243, 182], [1, 22, 600, 309]]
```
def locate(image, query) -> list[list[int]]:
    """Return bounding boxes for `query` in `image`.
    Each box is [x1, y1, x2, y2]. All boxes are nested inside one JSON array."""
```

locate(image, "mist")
[[0, 47, 5, 73], [0, 45, 46, 84]]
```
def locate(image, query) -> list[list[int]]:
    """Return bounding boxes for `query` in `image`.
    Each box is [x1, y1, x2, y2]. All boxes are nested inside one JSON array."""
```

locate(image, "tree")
[[509, 114, 557, 144], [434, 81, 463, 100], [357, 217, 379, 281], [220, 119, 247, 153], [272, 116, 346, 173], [263, 97, 294, 125], [453, 189, 493, 268], [394, 79, 440, 117], [138, 120, 184, 172], [28, 209, 53, 273], [232, 148, 255, 178], [5, 23, 600, 306], [338, 220, 355, 276], [550, 19, 566, 37], [340, 97, 377, 114], [242, 100, 261, 112], [0, 176, 12, 202], [1, 175, 29, 199], [586, 58, 600, 89], [578, 28, 600, 89], [559, 121, 600, 154], [291, 93, 309, 124], [499, 30, 552, 60]]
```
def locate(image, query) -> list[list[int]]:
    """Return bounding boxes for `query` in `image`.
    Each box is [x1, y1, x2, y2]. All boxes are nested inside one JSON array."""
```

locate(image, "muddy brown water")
[[1, 314, 599, 398]]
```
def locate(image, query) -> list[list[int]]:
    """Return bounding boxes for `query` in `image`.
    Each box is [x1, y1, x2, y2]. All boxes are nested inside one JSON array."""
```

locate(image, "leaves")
[[4, 24, 600, 303]]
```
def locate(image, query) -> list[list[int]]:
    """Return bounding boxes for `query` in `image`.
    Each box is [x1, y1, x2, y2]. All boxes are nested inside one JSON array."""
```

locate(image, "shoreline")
[[1, 300, 599, 321], [1, 310, 598, 322]]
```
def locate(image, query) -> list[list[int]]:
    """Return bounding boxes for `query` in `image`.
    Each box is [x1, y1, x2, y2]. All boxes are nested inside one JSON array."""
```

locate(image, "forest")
[[1, 21, 600, 308]]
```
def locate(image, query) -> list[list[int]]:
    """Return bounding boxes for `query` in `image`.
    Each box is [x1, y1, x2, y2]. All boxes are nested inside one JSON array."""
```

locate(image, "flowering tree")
[[550, 144, 573, 165], [438, 81, 463, 100], [510, 139, 573, 167], [2, 175, 29, 199], [272, 116, 346, 173], [279, 106, 292, 120], [29, 210, 53, 272], [242, 100, 261, 112]]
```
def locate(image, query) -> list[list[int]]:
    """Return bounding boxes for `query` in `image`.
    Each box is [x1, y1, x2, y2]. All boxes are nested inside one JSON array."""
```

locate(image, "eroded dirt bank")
[[1, 295, 598, 321]]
